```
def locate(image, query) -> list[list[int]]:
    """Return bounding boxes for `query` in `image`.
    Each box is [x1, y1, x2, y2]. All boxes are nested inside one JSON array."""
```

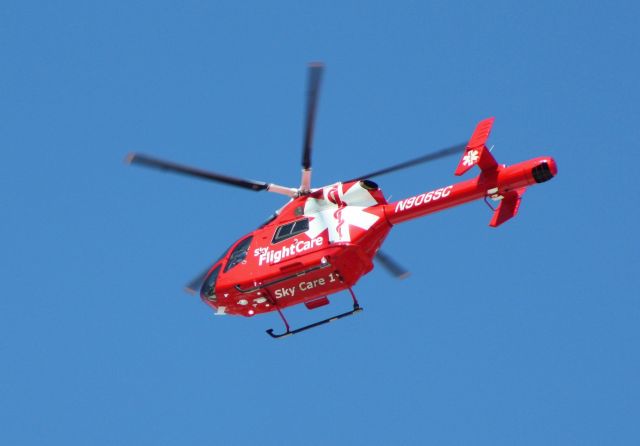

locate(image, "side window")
[[201, 265, 221, 301], [272, 218, 309, 244], [224, 236, 253, 272]]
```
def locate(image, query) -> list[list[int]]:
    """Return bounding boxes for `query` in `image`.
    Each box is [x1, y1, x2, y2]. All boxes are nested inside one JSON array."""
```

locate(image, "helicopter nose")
[[532, 157, 557, 183]]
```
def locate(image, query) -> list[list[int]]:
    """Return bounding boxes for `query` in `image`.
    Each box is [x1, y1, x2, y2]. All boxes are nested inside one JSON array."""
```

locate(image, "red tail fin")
[[489, 187, 526, 227], [455, 117, 499, 176]]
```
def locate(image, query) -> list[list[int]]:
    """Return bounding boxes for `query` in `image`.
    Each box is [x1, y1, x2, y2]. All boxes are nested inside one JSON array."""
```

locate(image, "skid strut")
[[266, 287, 362, 339]]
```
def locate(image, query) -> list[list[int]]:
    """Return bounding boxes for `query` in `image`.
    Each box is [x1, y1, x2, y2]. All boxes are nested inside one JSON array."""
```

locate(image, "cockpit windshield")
[[224, 236, 253, 272], [201, 264, 221, 301]]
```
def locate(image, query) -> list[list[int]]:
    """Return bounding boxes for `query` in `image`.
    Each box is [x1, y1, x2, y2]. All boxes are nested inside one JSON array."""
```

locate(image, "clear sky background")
[[1, 1, 639, 444]]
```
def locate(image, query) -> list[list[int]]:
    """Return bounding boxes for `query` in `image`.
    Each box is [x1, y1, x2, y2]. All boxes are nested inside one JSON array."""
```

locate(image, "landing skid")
[[266, 288, 362, 339]]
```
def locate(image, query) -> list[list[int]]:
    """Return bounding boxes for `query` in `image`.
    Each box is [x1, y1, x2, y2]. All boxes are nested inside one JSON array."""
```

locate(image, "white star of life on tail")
[[304, 183, 380, 243], [462, 149, 480, 166]]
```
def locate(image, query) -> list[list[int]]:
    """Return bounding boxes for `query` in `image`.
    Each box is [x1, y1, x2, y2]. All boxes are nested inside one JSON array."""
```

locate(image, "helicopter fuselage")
[[199, 153, 557, 318], [200, 180, 392, 317]]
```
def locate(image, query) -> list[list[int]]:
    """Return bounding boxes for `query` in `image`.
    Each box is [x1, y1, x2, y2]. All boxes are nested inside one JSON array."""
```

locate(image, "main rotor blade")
[[375, 251, 410, 280], [126, 153, 269, 192], [300, 62, 324, 191], [347, 142, 467, 182]]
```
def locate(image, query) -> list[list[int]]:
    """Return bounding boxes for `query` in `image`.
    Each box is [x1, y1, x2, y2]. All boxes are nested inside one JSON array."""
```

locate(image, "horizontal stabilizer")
[[455, 117, 499, 176], [489, 188, 526, 227]]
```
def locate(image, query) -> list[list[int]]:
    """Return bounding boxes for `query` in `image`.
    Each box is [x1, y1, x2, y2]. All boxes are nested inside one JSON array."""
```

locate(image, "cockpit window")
[[272, 218, 309, 244], [224, 236, 253, 272], [201, 265, 221, 301]]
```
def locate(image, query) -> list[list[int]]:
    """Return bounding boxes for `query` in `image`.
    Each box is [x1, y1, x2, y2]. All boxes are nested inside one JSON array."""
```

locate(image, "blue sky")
[[1, 1, 639, 444]]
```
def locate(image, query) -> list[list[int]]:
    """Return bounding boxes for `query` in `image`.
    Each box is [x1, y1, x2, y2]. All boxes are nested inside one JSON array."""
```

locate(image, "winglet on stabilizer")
[[455, 117, 499, 176], [489, 187, 526, 227]]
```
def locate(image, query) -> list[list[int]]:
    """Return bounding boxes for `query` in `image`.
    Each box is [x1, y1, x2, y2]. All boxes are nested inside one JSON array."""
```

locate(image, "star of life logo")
[[462, 149, 480, 167], [304, 183, 380, 243]]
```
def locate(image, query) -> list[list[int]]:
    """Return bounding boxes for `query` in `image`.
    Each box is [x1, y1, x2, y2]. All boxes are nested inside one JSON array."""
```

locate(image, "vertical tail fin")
[[455, 117, 499, 176], [489, 187, 526, 227]]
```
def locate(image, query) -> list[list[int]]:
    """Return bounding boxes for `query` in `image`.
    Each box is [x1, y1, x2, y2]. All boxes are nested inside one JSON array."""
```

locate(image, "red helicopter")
[[127, 63, 557, 338]]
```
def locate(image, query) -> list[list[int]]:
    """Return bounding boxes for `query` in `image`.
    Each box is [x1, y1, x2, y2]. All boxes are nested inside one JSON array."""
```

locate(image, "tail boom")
[[384, 156, 557, 226]]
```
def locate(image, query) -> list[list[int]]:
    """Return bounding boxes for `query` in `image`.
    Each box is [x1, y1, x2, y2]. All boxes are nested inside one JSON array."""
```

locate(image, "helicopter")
[[127, 63, 557, 338]]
